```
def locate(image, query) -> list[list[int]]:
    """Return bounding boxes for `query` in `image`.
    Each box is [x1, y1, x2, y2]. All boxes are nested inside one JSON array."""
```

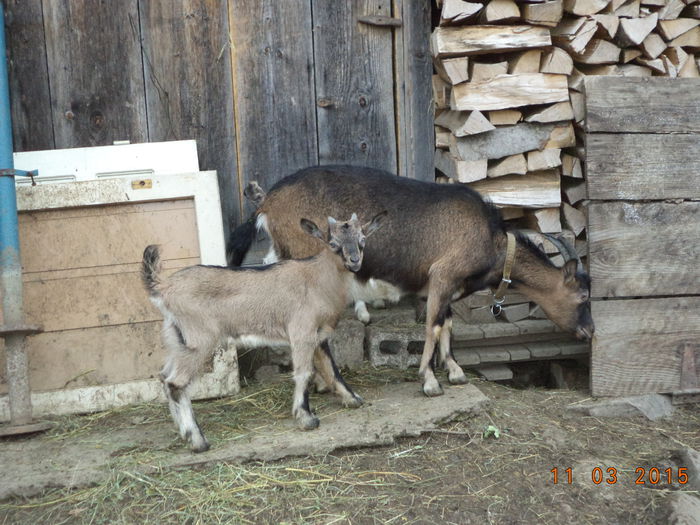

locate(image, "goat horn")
[[542, 233, 583, 273]]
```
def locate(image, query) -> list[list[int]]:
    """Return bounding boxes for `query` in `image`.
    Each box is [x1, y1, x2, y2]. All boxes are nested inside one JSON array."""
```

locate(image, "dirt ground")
[[0, 364, 698, 525]]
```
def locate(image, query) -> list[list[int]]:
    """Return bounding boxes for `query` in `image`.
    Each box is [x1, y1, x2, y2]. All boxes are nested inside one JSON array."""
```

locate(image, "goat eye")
[[359, 237, 366, 248], [329, 240, 340, 250]]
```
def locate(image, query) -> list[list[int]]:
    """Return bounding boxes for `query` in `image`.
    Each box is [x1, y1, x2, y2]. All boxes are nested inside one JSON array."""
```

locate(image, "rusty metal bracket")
[[357, 15, 402, 28], [0, 324, 43, 337], [0, 168, 38, 185]]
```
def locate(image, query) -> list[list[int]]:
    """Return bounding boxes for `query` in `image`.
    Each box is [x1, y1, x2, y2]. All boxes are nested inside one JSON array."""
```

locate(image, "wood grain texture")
[[139, 0, 241, 227], [312, 0, 396, 172], [394, 0, 434, 180], [41, 0, 148, 148], [591, 298, 700, 396], [0, 322, 165, 392], [5, 0, 54, 151], [431, 25, 551, 57], [451, 122, 562, 160], [588, 201, 700, 298], [468, 170, 561, 208], [451, 73, 569, 111], [586, 133, 700, 200], [229, 0, 318, 204], [585, 76, 700, 132]]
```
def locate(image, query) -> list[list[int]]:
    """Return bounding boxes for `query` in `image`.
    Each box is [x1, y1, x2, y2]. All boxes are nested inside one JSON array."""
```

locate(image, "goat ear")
[[563, 259, 578, 285], [300, 218, 324, 240], [363, 210, 388, 237]]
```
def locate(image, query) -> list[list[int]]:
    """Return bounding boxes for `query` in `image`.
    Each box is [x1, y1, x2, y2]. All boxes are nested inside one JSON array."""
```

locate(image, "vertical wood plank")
[[229, 0, 318, 215], [312, 0, 397, 173], [139, 0, 241, 228], [41, 0, 148, 148], [591, 298, 700, 396], [5, 0, 54, 151], [394, 0, 434, 181]]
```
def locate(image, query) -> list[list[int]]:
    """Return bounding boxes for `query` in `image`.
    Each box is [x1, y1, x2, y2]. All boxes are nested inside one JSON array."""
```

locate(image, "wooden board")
[[2, 199, 201, 391], [1, 174, 237, 418], [588, 201, 700, 298], [41, 0, 148, 148], [312, 0, 396, 172], [451, 122, 566, 160], [451, 73, 569, 111], [229, 0, 318, 203], [5, 0, 54, 151], [591, 298, 700, 396], [139, 1, 241, 227], [586, 133, 700, 199], [585, 77, 700, 132], [431, 25, 551, 58], [468, 170, 561, 208], [394, 0, 434, 181]]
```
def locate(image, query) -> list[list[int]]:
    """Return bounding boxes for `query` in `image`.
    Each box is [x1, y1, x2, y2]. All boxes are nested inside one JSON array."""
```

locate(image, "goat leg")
[[290, 339, 320, 430], [313, 341, 363, 408], [438, 312, 468, 385]]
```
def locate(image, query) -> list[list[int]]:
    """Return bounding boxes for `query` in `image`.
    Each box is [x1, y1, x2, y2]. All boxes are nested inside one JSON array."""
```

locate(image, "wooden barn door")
[[6, 0, 433, 229], [229, 0, 433, 218]]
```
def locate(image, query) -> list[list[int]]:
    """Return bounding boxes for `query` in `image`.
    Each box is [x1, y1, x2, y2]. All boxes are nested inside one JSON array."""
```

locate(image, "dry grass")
[[1, 364, 699, 525]]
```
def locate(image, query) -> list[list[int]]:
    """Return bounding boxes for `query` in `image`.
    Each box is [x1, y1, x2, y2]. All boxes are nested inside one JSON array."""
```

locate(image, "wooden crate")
[[0, 173, 238, 420], [585, 77, 700, 398]]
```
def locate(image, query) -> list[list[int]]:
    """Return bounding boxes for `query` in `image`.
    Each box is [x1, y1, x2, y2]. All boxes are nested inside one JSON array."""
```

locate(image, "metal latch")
[[0, 168, 38, 185], [357, 15, 402, 28]]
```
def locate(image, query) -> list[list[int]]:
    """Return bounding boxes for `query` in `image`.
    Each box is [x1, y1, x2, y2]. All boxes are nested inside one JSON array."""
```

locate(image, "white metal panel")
[[13, 140, 199, 184]]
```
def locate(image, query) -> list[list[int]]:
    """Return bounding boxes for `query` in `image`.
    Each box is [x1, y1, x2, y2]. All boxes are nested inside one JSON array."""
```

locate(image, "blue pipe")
[[0, 2, 33, 425], [0, 1, 20, 269]]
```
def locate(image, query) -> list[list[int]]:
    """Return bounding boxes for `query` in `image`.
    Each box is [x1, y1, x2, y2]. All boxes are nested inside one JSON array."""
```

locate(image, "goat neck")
[[497, 233, 561, 303]]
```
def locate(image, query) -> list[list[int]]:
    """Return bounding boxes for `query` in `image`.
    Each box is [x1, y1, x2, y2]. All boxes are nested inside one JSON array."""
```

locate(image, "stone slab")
[[0, 382, 488, 500]]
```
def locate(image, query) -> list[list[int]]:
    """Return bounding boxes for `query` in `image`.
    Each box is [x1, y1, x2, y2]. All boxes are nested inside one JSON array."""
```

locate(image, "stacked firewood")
[[432, 0, 699, 322]]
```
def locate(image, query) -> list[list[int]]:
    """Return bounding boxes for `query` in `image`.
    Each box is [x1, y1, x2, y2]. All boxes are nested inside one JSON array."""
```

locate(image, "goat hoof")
[[190, 437, 210, 453], [357, 311, 371, 324], [422, 381, 444, 398], [298, 413, 320, 431], [345, 394, 364, 408], [448, 371, 468, 385]]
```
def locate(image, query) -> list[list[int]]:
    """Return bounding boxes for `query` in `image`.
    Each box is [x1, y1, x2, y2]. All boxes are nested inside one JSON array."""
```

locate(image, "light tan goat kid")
[[142, 212, 386, 452]]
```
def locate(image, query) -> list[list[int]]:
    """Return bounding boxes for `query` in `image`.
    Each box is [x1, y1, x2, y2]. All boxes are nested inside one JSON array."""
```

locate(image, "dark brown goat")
[[228, 166, 594, 397]]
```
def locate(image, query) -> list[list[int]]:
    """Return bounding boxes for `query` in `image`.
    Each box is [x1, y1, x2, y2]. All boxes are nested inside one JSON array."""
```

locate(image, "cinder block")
[[366, 324, 425, 368], [329, 319, 366, 370]]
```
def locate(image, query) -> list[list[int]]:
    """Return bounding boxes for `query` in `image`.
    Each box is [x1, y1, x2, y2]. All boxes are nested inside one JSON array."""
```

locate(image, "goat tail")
[[142, 244, 163, 296], [226, 213, 256, 267]]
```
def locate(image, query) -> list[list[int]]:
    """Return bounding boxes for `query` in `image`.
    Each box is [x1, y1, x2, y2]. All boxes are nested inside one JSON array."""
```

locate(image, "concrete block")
[[481, 322, 521, 338], [474, 364, 513, 381], [527, 341, 561, 358], [452, 348, 481, 366], [366, 324, 425, 368], [668, 493, 700, 525], [475, 347, 512, 362], [508, 345, 532, 361], [328, 319, 366, 370], [452, 320, 485, 341], [567, 393, 674, 421]]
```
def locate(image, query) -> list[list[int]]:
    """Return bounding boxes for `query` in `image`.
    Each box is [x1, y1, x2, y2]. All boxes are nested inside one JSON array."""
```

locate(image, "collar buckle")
[[491, 232, 517, 318]]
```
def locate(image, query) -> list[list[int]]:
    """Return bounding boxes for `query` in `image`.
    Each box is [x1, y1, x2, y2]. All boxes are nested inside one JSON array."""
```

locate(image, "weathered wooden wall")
[[4, 0, 433, 231], [585, 77, 700, 398]]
